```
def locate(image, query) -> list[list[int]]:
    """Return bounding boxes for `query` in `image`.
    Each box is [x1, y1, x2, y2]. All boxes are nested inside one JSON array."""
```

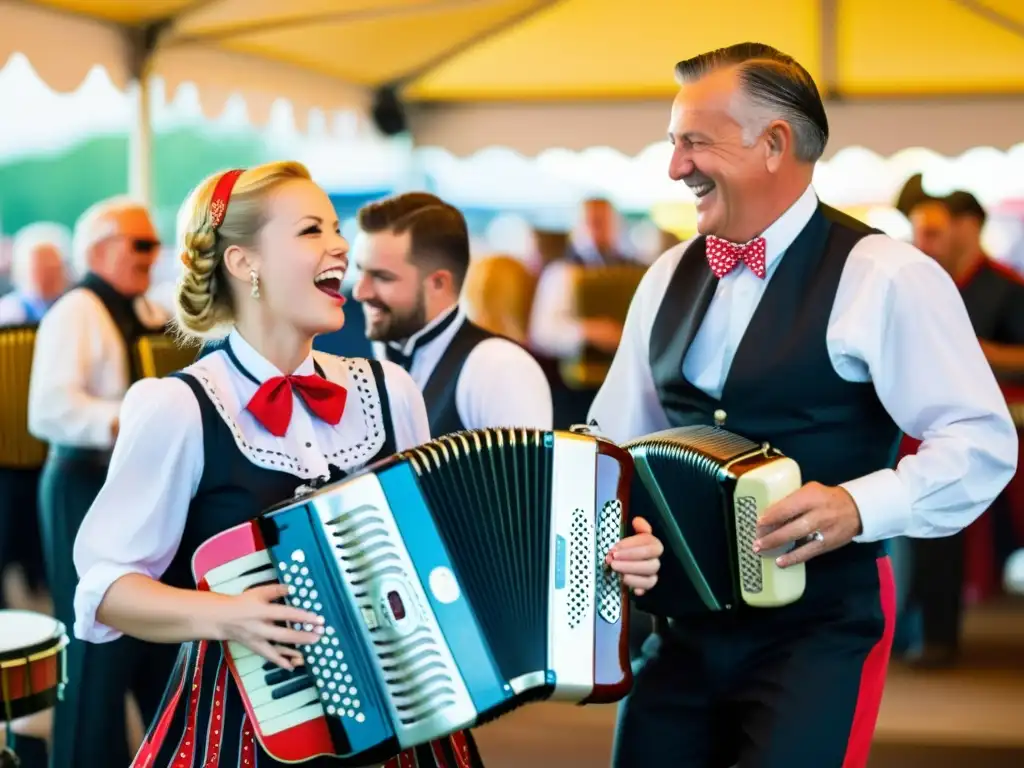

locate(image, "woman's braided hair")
[[174, 161, 312, 339]]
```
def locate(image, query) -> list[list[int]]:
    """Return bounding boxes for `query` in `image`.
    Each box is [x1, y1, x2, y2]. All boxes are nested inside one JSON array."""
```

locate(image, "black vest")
[[78, 272, 152, 382], [959, 259, 1024, 345], [650, 204, 900, 580], [421, 319, 501, 437]]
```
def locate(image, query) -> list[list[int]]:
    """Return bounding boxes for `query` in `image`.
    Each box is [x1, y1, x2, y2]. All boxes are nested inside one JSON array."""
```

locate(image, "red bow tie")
[[245, 374, 348, 437], [705, 235, 767, 279]]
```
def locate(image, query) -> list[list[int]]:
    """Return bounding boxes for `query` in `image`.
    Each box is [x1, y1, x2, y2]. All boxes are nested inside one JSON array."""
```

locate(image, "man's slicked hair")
[[674, 42, 829, 163], [357, 192, 471, 289]]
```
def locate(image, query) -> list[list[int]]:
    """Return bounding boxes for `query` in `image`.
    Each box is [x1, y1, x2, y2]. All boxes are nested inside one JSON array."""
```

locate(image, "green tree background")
[[0, 127, 270, 239]]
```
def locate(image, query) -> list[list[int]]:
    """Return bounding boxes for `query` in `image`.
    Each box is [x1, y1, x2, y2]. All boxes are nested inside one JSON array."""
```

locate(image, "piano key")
[[265, 667, 298, 687], [227, 641, 258, 666], [272, 675, 316, 700], [212, 569, 278, 595], [253, 684, 321, 724], [245, 671, 313, 707], [260, 701, 326, 736], [205, 550, 274, 588]]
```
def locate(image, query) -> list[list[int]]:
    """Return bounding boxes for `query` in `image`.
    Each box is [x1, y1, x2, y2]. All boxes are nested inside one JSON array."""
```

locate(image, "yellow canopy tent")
[[2, 0, 1023, 193]]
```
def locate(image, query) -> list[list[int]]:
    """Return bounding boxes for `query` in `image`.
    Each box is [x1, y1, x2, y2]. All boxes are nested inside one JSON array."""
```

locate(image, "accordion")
[[0, 325, 48, 470], [192, 427, 633, 764], [133, 332, 202, 379], [624, 422, 805, 617], [560, 263, 647, 389]]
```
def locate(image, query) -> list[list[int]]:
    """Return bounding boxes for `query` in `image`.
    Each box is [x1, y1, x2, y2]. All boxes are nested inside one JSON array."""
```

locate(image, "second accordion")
[[192, 427, 633, 764], [624, 421, 807, 617]]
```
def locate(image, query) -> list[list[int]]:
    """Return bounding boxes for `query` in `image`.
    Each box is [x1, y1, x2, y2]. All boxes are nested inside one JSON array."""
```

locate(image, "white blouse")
[[73, 329, 431, 643]]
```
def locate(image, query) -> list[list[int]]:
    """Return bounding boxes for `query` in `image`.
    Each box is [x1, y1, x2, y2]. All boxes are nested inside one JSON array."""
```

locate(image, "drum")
[[0, 610, 68, 722]]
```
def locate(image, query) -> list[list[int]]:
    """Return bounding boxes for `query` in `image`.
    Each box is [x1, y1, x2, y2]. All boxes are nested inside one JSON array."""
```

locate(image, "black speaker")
[[371, 85, 408, 136]]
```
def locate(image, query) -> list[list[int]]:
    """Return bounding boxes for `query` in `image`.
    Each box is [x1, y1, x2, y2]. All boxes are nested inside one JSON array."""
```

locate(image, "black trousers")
[[908, 489, 1017, 650], [39, 452, 177, 768], [0, 467, 47, 605], [907, 530, 966, 651], [613, 557, 895, 768]]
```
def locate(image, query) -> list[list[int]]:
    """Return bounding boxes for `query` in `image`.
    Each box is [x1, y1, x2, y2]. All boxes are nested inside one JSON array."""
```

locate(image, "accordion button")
[[428, 566, 460, 604], [387, 590, 407, 620]]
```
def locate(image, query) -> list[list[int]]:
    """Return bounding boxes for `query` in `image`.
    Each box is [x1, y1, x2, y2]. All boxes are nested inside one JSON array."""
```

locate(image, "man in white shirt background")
[[591, 43, 1017, 768], [353, 191, 553, 434], [27, 196, 176, 768], [528, 198, 633, 428]]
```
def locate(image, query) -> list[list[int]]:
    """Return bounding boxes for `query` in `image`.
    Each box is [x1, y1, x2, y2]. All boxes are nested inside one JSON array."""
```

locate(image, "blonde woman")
[[70, 163, 483, 768], [461, 254, 536, 345]]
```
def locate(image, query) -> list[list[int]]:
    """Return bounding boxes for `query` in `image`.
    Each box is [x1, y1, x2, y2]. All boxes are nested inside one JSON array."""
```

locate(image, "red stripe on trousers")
[[841, 556, 896, 768]]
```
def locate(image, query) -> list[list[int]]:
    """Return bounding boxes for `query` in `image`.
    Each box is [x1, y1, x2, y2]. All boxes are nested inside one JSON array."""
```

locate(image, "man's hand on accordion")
[[215, 584, 326, 670], [751, 482, 863, 568], [606, 517, 664, 595]]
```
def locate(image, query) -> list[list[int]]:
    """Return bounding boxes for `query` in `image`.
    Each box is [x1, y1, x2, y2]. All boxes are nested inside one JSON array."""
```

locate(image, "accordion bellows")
[[193, 427, 633, 765], [625, 423, 805, 616], [0, 325, 47, 469]]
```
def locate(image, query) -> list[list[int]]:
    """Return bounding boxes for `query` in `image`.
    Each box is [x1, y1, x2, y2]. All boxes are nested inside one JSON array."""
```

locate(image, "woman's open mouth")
[[314, 267, 346, 301]]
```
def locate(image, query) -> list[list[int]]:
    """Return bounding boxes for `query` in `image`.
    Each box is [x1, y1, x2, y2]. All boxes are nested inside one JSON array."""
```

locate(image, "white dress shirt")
[[589, 185, 1018, 543], [73, 328, 430, 643], [373, 304, 553, 431], [27, 286, 169, 449], [528, 261, 586, 358]]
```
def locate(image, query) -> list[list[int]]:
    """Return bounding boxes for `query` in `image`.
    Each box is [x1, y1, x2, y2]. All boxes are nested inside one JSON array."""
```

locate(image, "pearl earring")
[[249, 269, 260, 299]]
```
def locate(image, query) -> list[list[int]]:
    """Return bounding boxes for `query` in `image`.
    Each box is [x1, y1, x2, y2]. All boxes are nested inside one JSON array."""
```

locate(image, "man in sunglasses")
[[27, 196, 176, 768]]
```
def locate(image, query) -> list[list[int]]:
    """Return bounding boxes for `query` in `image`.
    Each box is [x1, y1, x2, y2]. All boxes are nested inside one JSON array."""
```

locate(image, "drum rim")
[[0, 634, 68, 669], [0, 611, 67, 663]]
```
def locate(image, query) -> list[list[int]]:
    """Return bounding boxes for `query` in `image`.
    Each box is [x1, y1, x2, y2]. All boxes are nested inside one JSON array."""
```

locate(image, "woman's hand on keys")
[[217, 584, 324, 670]]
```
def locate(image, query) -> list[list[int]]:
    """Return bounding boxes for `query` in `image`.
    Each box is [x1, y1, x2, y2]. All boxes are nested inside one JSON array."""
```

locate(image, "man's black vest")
[[649, 204, 901, 585], [78, 272, 151, 382], [421, 319, 500, 437]]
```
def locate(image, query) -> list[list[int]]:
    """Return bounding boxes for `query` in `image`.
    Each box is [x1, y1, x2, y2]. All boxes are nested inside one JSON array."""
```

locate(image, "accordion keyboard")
[[202, 550, 330, 736]]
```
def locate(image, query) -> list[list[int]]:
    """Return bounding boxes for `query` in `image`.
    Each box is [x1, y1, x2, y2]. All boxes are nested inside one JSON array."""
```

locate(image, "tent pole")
[[127, 23, 166, 205], [129, 69, 153, 204]]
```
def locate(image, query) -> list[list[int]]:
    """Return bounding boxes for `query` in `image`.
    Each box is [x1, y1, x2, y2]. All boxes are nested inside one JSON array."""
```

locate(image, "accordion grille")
[[596, 500, 623, 624], [0, 326, 47, 469], [328, 501, 461, 727], [567, 507, 593, 630], [402, 428, 554, 687], [735, 496, 763, 594]]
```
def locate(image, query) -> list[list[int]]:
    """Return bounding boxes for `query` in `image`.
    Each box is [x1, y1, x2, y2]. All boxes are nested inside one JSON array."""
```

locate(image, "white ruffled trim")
[[180, 351, 386, 480]]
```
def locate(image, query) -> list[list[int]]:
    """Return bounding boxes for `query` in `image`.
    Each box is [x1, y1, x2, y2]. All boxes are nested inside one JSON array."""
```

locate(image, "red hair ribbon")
[[209, 168, 245, 230]]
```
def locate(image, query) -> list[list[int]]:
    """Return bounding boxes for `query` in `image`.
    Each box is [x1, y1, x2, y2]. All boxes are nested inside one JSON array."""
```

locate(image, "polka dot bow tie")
[[705, 235, 768, 279]]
